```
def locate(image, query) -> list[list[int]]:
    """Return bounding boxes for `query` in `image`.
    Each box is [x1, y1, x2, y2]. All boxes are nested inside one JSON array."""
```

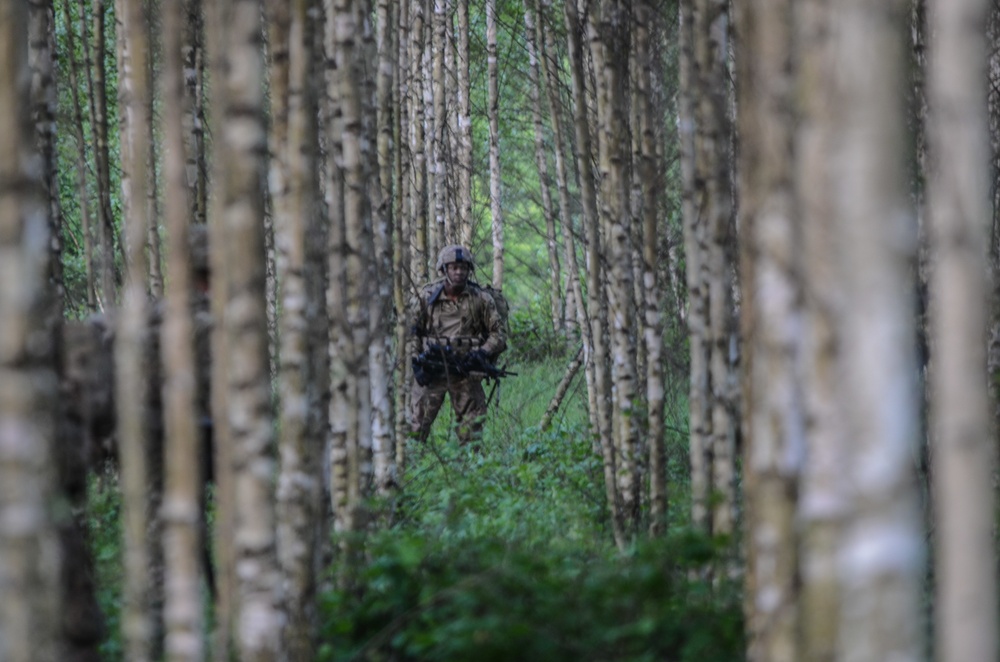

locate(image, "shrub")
[[318, 532, 744, 662]]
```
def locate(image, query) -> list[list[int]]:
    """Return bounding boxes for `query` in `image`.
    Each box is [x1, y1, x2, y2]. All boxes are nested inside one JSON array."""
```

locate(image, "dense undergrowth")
[[88, 327, 744, 661]]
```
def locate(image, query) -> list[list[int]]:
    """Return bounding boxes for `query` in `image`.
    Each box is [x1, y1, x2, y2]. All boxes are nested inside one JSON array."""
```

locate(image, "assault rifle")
[[412, 343, 516, 386]]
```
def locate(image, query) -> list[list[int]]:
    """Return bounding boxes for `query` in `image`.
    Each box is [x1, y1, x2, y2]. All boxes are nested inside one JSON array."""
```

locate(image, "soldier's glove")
[[412, 356, 433, 387]]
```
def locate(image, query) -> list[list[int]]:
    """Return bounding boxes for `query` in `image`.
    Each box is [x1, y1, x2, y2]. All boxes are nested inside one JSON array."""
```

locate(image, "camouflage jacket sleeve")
[[405, 289, 427, 358], [478, 290, 506, 357]]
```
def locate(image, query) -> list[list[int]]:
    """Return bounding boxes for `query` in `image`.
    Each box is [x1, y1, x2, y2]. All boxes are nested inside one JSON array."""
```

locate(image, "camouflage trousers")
[[408, 374, 487, 445]]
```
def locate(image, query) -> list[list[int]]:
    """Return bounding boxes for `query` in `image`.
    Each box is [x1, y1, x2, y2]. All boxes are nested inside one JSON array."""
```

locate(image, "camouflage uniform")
[[407, 248, 506, 445]]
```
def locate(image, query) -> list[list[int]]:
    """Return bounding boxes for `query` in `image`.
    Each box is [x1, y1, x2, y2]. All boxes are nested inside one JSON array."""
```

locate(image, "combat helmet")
[[436, 245, 475, 273]]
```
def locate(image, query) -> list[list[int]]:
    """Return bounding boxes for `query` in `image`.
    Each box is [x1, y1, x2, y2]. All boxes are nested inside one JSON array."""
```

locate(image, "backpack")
[[478, 283, 510, 338]]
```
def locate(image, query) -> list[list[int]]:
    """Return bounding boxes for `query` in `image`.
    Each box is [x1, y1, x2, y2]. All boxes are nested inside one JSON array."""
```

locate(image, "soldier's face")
[[446, 261, 470, 287]]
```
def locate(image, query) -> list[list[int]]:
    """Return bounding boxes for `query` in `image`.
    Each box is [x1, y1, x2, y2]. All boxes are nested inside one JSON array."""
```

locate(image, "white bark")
[[0, 6, 62, 658], [794, 0, 848, 658], [833, 1, 926, 659], [487, 0, 505, 290], [221, 0, 284, 657], [160, 0, 205, 658], [927, 0, 998, 657], [116, 0, 155, 656]]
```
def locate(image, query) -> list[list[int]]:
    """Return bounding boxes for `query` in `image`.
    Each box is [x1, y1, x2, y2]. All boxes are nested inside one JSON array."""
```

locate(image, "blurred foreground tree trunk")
[[205, 0, 236, 654], [217, 0, 284, 657], [0, 6, 62, 659], [159, 0, 205, 657], [794, 0, 846, 658], [734, 0, 801, 658], [832, 1, 925, 658], [273, 0, 327, 655], [115, 0, 158, 657], [926, 0, 999, 657]]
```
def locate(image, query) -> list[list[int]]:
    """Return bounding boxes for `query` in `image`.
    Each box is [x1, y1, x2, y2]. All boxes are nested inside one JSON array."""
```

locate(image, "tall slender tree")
[[565, 0, 623, 549], [456, 0, 473, 247], [115, 0, 156, 656], [487, 0, 505, 290], [523, 0, 563, 334], [832, 0, 925, 658], [794, 0, 846, 657], [218, 0, 283, 656], [160, 1, 205, 657], [372, 0, 398, 495], [595, 0, 641, 534], [634, 0, 667, 535], [0, 6, 62, 660], [734, 0, 801, 657], [274, 0, 326, 655], [927, 0, 999, 657]]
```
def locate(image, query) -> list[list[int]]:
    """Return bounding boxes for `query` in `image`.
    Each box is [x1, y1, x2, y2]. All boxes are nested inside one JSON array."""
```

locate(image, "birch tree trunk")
[[487, 0, 504, 290], [833, 1, 925, 659], [147, 106, 163, 301], [409, 0, 429, 280], [678, 0, 711, 532], [337, 0, 376, 533], [115, 0, 159, 657], [589, 0, 641, 535], [394, 0, 411, 473], [988, 0, 1000, 480], [634, 0, 667, 535], [565, 0, 623, 550], [927, 0, 999, 657], [431, 0, 448, 247], [0, 7, 62, 658], [734, 0, 801, 657], [539, 0, 591, 379], [183, 0, 207, 230], [695, 0, 738, 537], [523, 0, 563, 334], [372, 0, 397, 495], [323, 0, 352, 536], [274, 0, 325, 656], [219, 0, 283, 657], [794, 0, 846, 658], [160, 2, 205, 658], [456, 0, 473, 247], [204, 2, 236, 656]]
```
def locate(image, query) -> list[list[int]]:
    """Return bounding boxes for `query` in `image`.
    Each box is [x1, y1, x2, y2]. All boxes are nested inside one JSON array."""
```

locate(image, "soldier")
[[408, 245, 507, 446]]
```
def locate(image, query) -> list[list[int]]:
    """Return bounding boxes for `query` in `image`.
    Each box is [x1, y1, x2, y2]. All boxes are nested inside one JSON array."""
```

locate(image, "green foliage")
[[87, 471, 124, 661], [319, 532, 743, 662], [505, 295, 570, 364]]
